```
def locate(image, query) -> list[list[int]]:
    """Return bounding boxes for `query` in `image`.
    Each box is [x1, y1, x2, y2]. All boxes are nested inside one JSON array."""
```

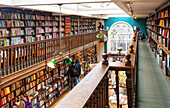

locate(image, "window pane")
[[117, 40, 126, 51], [112, 35, 116, 40], [111, 40, 116, 51], [127, 35, 132, 40], [117, 34, 126, 40], [127, 40, 131, 49]]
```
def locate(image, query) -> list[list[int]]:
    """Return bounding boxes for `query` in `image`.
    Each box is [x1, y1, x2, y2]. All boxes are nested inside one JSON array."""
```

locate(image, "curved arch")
[[108, 21, 133, 34], [107, 21, 134, 53]]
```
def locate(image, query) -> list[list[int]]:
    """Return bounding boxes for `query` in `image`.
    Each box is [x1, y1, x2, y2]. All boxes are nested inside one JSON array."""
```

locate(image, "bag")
[[21, 98, 33, 108], [70, 65, 78, 77]]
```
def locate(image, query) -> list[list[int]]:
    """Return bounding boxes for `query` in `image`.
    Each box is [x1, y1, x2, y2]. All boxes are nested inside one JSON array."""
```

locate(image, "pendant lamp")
[[47, 59, 56, 69]]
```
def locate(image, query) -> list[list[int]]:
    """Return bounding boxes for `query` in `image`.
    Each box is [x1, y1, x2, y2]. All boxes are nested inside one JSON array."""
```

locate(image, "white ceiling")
[[117, 0, 167, 18], [0, 0, 167, 18]]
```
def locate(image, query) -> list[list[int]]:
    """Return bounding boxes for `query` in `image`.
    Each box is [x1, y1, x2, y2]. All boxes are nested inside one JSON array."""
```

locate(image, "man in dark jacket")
[[75, 59, 81, 83], [67, 61, 78, 89]]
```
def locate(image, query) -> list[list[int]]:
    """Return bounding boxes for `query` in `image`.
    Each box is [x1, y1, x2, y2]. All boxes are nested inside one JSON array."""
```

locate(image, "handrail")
[[55, 62, 109, 108], [55, 30, 138, 108], [0, 31, 100, 79]]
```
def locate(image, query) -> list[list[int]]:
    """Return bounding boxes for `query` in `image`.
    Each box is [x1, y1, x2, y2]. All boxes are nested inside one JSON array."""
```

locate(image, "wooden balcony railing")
[[0, 31, 101, 79], [55, 31, 138, 108]]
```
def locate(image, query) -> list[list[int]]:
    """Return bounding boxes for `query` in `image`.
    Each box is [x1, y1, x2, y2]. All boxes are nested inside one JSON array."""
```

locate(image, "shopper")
[[75, 59, 81, 83], [98, 22, 104, 30], [13, 91, 32, 108], [137, 27, 141, 40], [67, 61, 79, 89]]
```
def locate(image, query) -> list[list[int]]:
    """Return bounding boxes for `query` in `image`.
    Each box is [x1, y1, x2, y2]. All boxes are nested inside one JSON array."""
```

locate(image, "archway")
[[107, 21, 134, 53]]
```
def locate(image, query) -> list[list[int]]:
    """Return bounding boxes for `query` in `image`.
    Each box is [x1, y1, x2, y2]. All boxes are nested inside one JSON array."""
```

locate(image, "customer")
[[13, 91, 32, 108], [67, 61, 79, 89], [75, 59, 81, 83], [98, 22, 104, 30]]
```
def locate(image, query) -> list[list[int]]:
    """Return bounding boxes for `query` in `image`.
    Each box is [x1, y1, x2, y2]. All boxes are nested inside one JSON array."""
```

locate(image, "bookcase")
[[147, 3, 170, 76], [0, 42, 97, 107], [0, 62, 69, 108], [71, 16, 78, 35], [79, 18, 96, 34], [0, 7, 97, 47], [74, 46, 97, 77]]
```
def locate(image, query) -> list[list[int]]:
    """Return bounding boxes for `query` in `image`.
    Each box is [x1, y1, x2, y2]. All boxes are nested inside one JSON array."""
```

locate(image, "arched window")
[[107, 21, 134, 53]]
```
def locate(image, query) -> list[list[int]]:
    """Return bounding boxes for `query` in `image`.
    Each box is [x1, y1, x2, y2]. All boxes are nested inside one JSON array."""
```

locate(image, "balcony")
[[55, 32, 138, 108]]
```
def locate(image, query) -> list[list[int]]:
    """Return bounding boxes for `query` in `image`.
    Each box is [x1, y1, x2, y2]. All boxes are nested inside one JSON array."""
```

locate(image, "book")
[[36, 21, 45, 26], [0, 29, 10, 37], [45, 21, 52, 26], [11, 37, 24, 45], [159, 20, 164, 26], [0, 39, 9, 47]]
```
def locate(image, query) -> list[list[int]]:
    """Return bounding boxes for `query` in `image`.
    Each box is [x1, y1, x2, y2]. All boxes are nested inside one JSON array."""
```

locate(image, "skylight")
[[0, 0, 129, 19]]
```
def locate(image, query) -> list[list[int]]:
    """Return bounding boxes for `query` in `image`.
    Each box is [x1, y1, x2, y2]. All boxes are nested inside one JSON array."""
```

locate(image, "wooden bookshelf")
[[0, 6, 100, 108], [147, 2, 170, 76], [0, 43, 98, 108], [79, 18, 96, 34], [0, 7, 97, 47]]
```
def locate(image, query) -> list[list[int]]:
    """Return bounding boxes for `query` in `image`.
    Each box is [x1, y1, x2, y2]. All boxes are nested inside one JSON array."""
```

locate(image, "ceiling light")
[[127, 4, 130, 7]]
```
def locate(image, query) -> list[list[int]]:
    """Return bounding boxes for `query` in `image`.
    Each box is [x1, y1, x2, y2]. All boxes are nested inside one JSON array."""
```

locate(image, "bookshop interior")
[[0, 0, 170, 108]]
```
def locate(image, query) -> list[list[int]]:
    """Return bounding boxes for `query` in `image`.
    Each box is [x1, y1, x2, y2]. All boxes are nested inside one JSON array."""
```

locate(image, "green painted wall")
[[104, 17, 147, 53], [104, 17, 147, 38]]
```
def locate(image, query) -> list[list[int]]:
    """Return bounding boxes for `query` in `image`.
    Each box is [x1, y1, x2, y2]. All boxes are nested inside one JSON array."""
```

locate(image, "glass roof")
[[0, 0, 129, 19]]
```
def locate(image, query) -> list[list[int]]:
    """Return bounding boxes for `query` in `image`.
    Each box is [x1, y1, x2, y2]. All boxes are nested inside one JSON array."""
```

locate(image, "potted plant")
[[117, 47, 122, 55]]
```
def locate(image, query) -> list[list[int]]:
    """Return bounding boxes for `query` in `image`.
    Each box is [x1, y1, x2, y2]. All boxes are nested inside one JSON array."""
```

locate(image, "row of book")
[[53, 33, 59, 38], [159, 19, 169, 27], [36, 28, 44, 33], [26, 81, 36, 91], [0, 20, 24, 27], [36, 15, 45, 20], [45, 21, 53, 26], [0, 38, 9, 47], [25, 14, 36, 20], [25, 28, 35, 35], [158, 10, 168, 18], [53, 22, 58, 26], [0, 29, 10, 37], [53, 27, 58, 32], [71, 27, 78, 31], [45, 27, 52, 33], [36, 21, 44, 26], [26, 36, 36, 43], [11, 29, 24, 36], [26, 21, 36, 27], [11, 38, 24, 45], [70, 31, 78, 35], [53, 16, 59, 21], [61, 22, 65, 26], [158, 28, 169, 37], [0, 12, 24, 19], [45, 16, 52, 20]]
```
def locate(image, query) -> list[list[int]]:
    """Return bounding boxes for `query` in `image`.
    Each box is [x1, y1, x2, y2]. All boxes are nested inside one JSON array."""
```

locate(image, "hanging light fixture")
[[47, 59, 56, 69], [58, 4, 63, 55]]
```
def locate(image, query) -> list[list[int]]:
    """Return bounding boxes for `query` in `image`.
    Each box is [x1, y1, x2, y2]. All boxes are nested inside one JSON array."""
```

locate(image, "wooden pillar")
[[126, 69, 133, 108], [105, 71, 109, 108], [115, 70, 119, 108]]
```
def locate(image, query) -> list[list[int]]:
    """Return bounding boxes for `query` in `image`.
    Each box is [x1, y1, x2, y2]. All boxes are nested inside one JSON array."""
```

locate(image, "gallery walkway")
[[137, 41, 170, 108]]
